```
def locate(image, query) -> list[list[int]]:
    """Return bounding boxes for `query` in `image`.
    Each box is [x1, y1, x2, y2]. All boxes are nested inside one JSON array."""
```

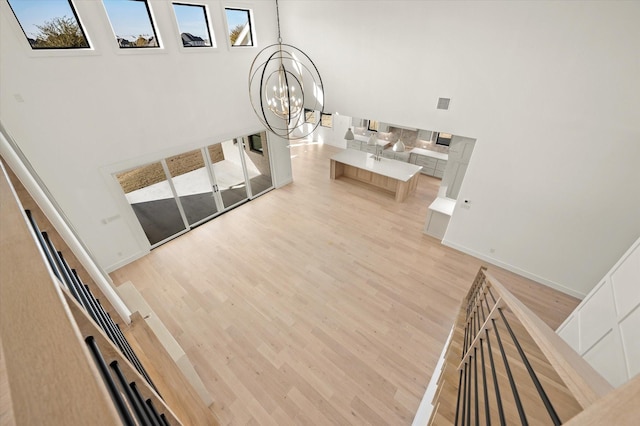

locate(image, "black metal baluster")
[[130, 382, 160, 426], [480, 338, 491, 426], [498, 309, 561, 425], [467, 319, 473, 354], [160, 413, 170, 426], [42, 233, 83, 304], [492, 318, 528, 425], [484, 297, 492, 316], [474, 347, 479, 426], [111, 361, 152, 425], [466, 355, 473, 426], [146, 399, 164, 426], [461, 362, 468, 426], [454, 368, 464, 426], [487, 286, 497, 305], [24, 211, 62, 282], [111, 314, 159, 395], [93, 297, 152, 387], [485, 329, 505, 426], [85, 337, 135, 426], [59, 255, 102, 327], [463, 323, 469, 359]]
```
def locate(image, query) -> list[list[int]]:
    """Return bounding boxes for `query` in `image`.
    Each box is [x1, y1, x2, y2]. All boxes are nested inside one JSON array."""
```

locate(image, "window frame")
[[320, 113, 333, 128], [304, 109, 316, 124], [248, 134, 264, 155], [102, 0, 161, 49], [6, 0, 91, 50], [224, 7, 255, 48], [172, 2, 215, 49]]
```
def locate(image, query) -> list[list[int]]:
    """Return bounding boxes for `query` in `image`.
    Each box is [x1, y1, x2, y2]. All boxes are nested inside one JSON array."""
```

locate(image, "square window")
[[304, 109, 316, 124], [225, 8, 253, 47], [173, 3, 213, 48], [103, 0, 159, 48], [321, 113, 333, 128], [7, 0, 90, 49]]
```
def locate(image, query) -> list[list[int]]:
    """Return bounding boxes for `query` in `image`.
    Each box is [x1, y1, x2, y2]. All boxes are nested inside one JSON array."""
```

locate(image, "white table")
[[330, 150, 422, 202]]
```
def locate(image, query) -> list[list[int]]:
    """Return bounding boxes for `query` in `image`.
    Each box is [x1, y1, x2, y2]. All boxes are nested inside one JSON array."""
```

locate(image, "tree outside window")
[[7, 0, 90, 49]]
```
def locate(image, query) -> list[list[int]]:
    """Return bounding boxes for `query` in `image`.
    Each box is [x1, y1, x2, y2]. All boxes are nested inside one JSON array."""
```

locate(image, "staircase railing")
[[429, 267, 614, 425], [0, 160, 218, 425]]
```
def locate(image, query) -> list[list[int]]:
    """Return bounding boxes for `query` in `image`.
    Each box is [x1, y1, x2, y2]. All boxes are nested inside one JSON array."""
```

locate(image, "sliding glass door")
[[116, 162, 187, 246], [242, 131, 273, 197], [207, 140, 249, 209], [166, 149, 219, 226], [116, 132, 274, 248]]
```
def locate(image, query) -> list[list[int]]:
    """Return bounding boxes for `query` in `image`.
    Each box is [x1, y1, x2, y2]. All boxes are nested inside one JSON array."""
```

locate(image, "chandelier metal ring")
[[249, 42, 325, 139]]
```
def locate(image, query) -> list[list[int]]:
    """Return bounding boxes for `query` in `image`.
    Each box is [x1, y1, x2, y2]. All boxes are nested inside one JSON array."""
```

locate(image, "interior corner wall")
[[279, 0, 640, 297], [0, 0, 282, 271]]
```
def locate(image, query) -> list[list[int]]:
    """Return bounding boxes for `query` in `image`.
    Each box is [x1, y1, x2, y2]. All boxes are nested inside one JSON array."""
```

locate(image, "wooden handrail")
[[429, 267, 616, 425], [483, 271, 613, 408], [0, 162, 121, 424], [1, 160, 214, 425]]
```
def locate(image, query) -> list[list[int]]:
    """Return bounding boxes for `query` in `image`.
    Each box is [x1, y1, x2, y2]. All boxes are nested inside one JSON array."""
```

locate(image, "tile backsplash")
[[353, 125, 449, 153]]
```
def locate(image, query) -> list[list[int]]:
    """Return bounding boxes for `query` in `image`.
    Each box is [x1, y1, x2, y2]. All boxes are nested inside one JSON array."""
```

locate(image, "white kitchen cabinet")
[[347, 140, 362, 151], [381, 149, 410, 162], [441, 136, 476, 199], [417, 129, 434, 142], [424, 197, 456, 239], [409, 148, 448, 178]]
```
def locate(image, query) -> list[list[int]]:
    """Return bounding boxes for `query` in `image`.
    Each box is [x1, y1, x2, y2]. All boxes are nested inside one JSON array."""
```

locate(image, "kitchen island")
[[330, 149, 422, 202]]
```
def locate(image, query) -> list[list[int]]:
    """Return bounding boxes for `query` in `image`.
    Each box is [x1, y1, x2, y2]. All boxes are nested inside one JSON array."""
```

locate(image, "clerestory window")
[[173, 3, 214, 48], [7, 0, 90, 49], [103, 0, 160, 48], [225, 8, 254, 47]]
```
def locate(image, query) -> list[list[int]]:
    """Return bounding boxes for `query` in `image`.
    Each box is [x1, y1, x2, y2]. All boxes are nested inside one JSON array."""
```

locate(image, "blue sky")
[[225, 8, 249, 31], [173, 3, 209, 41], [8, 0, 79, 38], [102, 0, 155, 41], [8, 0, 247, 42]]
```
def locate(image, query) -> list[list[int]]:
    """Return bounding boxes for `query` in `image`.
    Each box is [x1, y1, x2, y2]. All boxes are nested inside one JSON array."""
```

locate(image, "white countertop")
[[428, 197, 456, 216], [410, 147, 449, 161], [331, 149, 422, 182]]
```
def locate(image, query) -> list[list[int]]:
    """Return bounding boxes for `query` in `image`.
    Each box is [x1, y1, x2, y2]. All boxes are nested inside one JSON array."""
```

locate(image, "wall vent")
[[437, 98, 451, 110]]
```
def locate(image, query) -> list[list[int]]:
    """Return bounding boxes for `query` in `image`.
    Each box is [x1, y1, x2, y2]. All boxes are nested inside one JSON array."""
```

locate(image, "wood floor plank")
[[111, 143, 579, 425]]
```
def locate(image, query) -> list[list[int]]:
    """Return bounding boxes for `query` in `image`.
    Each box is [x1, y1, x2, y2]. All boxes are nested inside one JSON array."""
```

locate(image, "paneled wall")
[[557, 237, 640, 387]]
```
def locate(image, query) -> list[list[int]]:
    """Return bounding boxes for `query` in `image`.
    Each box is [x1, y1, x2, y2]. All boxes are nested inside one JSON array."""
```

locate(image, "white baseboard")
[[441, 239, 586, 299], [104, 249, 148, 273]]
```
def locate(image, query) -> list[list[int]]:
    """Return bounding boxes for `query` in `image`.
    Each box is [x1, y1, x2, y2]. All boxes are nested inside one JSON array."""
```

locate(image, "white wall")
[[557, 237, 640, 387], [279, 0, 640, 297], [0, 0, 291, 271], [2, 1, 639, 295]]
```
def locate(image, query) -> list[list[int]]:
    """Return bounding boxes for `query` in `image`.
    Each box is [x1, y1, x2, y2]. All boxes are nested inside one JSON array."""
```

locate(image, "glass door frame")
[[113, 131, 274, 250]]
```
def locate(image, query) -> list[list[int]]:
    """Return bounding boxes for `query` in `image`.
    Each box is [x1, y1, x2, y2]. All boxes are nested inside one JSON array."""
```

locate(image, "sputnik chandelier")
[[249, 0, 325, 139]]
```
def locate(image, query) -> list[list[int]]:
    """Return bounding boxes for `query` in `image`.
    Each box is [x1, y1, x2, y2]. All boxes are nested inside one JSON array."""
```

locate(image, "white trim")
[[441, 238, 586, 299], [412, 324, 455, 426], [0, 124, 132, 323]]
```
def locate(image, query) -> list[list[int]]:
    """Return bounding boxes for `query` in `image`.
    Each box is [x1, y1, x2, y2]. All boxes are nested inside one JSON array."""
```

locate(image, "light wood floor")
[[110, 143, 579, 425]]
